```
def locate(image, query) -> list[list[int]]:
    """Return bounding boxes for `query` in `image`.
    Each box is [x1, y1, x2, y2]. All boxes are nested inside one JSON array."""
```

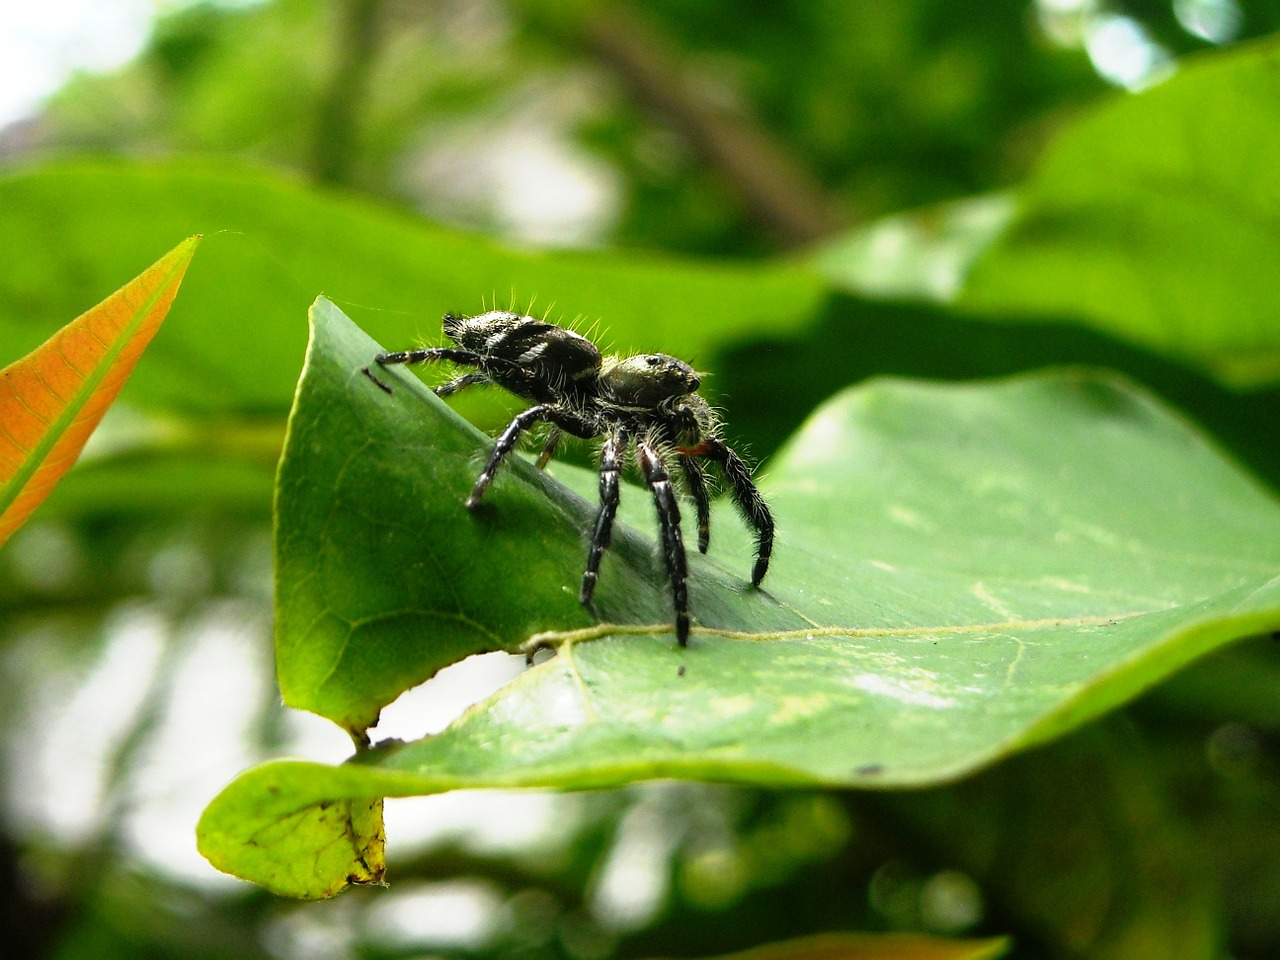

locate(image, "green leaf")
[[885, 722, 1219, 959], [0, 160, 824, 523], [813, 193, 1014, 303], [959, 38, 1280, 386], [200, 299, 1280, 897], [196, 760, 386, 900], [0, 160, 824, 417]]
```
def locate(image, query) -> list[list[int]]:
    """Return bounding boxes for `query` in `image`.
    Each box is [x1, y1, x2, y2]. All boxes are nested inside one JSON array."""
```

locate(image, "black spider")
[[375, 309, 774, 646]]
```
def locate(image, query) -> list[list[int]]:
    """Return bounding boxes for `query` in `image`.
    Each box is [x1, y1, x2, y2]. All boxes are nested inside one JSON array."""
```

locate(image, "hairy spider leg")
[[377, 346, 483, 367], [704, 440, 774, 586], [580, 429, 627, 606], [637, 442, 690, 645], [466, 404, 598, 510], [535, 428, 562, 470], [376, 348, 541, 396], [434, 372, 489, 397], [678, 455, 712, 554]]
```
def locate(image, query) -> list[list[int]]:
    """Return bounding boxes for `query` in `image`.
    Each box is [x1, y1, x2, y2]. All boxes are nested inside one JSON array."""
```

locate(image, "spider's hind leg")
[[434, 372, 489, 397], [468, 404, 554, 509], [468, 405, 598, 510], [377, 346, 480, 367], [638, 441, 690, 646]]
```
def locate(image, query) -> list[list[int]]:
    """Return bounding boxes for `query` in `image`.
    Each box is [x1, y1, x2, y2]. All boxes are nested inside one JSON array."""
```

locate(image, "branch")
[[313, 0, 385, 185], [581, 3, 846, 247]]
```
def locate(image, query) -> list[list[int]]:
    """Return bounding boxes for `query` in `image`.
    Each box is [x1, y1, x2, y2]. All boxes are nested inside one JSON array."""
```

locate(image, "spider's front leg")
[[704, 440, 774, 586], [679, 455, 711, 554], [637, 441, 690, 646], [580, 429, 628, 607]]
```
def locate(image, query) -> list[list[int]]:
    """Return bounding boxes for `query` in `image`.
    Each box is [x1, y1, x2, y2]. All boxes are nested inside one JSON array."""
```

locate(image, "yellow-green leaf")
[[692, 932, 1010, 960]]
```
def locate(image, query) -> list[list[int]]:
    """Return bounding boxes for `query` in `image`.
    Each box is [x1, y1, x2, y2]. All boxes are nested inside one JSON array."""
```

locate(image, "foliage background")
[[2, 1, 1279, 959]]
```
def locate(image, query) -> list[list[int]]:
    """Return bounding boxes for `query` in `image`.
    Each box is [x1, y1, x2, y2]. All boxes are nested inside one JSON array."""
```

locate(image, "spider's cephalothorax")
[[375, 311, 774, 646]]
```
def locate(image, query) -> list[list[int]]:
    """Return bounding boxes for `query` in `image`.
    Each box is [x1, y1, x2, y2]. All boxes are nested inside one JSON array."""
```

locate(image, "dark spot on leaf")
[[677, 664, 687, 677], [856, 764, 884, 776], [362, 366, 393, 394]]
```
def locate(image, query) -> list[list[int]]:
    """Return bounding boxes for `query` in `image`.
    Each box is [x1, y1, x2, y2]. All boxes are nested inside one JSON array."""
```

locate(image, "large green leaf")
[[959, 38, 1280, 386], [0, 160, 824, 416], [0, 160, 824, 524], [200, 299, 1280, 897]]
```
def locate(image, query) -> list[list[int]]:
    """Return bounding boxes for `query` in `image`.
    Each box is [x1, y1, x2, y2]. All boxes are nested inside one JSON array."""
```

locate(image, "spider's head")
[[601, 353, 701, 407]]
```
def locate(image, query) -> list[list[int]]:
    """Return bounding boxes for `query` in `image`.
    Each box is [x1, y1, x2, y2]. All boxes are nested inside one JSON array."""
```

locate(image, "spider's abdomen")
[[444, 311, 602, 401]]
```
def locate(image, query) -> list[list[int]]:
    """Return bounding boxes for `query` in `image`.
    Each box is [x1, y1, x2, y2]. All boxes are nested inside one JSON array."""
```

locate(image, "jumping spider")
[[375, 310, 774, 646]]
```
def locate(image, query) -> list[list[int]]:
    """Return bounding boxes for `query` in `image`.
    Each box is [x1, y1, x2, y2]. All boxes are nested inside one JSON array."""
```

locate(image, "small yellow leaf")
[[677, 932, 1011, 960], [0, 236, 200, 545]]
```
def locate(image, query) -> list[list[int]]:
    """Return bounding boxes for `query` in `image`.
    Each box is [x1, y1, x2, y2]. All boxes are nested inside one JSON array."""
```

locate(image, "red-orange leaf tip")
[[0, 235, 201, 546]]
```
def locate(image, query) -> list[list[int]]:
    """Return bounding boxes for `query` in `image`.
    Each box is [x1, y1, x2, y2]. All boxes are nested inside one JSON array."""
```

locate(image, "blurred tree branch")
[[579, 3, 847, 248], [314, 0, 386, 185]]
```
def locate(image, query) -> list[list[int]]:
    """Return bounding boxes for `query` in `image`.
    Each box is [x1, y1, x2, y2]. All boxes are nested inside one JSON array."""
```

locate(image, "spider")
[[374, 309, 774, 646]]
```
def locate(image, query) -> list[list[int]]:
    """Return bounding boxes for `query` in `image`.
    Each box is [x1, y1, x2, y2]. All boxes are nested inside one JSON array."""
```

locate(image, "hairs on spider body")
[[375, 309, 774, 646]]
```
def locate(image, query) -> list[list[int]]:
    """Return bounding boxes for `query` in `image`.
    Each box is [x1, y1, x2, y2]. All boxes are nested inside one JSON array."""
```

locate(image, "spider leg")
[[638, 441, 690, 646], [468, 405, 597, 509], [535, 428, 562, 470], [376, 346, 484, 367], [434, 372, 489, 397], [580, 429, 627, 606], [678, 455, 711, 554], [703, 440, 774, 586], [467, 404, 551, 509], [378, 348, 543, 396]]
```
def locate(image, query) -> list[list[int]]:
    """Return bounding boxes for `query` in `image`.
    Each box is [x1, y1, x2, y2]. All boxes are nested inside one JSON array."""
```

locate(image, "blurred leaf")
[[0, 237, 199, 546], [813, 194, 1014, 303], [885, 722, 1219, 960], [687, 932, 1009, 960], [0, 160, 825, 417], [716, 293, 1280, 495], [960, 38, 1280, 386], [199, 300, 1280, 896]]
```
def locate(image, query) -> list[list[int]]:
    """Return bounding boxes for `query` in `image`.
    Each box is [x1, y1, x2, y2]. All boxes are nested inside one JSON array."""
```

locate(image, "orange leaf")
[[0, 236, 200, 546]]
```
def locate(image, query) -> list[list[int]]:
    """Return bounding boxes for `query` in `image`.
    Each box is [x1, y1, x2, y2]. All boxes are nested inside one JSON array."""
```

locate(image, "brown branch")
[[581, 3, 846, 248], [313, 0, 385, 185]]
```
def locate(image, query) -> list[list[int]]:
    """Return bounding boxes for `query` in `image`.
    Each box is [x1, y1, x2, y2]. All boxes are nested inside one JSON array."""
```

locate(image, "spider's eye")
[[646, 356, 661, 366]]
